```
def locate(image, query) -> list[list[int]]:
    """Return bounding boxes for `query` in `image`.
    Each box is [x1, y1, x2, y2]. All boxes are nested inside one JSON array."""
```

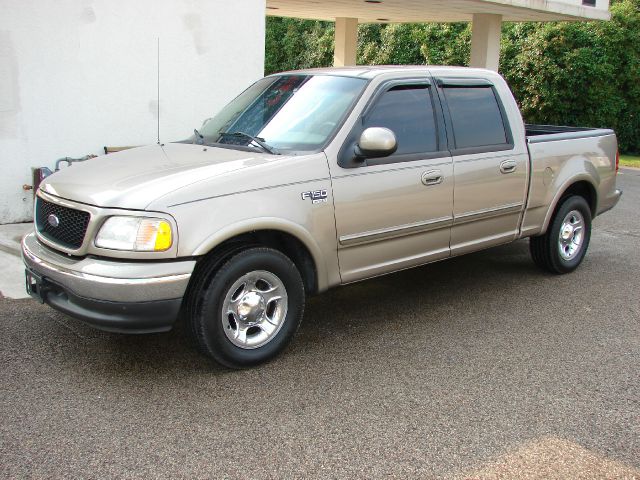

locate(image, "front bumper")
[[22, 232, 196, 333]]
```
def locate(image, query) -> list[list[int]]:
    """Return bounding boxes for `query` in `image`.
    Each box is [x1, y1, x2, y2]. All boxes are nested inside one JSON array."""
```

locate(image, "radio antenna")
[[157, 37, 160, 144]]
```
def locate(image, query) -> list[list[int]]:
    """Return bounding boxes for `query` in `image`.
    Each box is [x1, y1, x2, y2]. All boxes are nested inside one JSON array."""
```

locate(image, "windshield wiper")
[[218, 131, 279, 155]]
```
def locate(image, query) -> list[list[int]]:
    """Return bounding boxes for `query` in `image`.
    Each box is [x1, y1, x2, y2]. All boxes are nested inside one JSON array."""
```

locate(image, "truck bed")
[[526, 124, 615, 144], [521, 124, 619, 238]]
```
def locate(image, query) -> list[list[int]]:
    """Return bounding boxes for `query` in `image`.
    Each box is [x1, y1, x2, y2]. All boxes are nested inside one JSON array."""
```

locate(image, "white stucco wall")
[[0, 0, 266, 224]]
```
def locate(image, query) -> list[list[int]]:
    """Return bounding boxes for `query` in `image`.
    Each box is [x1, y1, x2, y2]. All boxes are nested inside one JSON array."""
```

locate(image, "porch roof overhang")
[[265, 0, 611, 23]]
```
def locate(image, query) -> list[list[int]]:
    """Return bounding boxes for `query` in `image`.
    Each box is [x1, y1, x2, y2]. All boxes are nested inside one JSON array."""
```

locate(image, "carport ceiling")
[[265, 0, 610, 22]]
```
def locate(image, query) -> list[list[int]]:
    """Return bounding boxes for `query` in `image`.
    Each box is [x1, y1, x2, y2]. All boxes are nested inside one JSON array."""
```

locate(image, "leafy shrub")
[[265, 0, 639, 152], [501, 0, 639, 153]]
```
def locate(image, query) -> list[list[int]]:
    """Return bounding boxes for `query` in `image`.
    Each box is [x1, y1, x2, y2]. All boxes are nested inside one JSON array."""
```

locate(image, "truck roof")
[[273, 65, 498, 80]]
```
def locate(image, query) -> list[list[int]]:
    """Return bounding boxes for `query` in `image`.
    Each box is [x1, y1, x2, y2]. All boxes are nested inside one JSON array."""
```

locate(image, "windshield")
[[196, 74, 367, 153]]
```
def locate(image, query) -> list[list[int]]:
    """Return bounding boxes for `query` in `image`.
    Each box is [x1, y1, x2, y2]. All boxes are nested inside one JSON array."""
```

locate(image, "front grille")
[[35, 197, 90, 250]]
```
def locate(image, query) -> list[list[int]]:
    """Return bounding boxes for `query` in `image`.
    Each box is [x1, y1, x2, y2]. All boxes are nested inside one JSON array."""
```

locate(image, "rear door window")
[[442, 86, 509, 150]]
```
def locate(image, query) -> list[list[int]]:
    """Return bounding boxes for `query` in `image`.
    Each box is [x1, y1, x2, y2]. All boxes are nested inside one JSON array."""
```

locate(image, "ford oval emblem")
[[47, 214, 60, 228]]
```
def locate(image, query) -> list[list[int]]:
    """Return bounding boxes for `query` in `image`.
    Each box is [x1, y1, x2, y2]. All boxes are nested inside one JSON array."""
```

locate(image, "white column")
[[334, 17, 358, 67], [469, 13, 502, 71]]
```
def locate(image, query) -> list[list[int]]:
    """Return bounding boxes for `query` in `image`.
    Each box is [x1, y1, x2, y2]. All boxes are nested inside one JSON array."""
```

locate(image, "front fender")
[[192, 217, 330, 292]]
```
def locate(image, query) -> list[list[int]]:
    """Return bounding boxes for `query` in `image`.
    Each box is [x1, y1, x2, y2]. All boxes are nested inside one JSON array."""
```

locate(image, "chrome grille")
[[35, 197, 90, 250]]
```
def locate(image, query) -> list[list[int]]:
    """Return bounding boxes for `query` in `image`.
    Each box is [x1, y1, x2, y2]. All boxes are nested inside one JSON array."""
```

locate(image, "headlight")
[[95, 217, 173, 251]]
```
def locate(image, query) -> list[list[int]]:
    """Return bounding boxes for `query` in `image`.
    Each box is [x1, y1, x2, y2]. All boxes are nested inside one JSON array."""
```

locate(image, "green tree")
[[358, 23, 471, 65], [501, 0, 639, 152], [265, 17, 334, 74], [265, 0, 639, 152]]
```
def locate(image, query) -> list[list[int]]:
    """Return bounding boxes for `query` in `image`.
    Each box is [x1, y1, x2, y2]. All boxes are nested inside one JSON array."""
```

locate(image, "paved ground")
[[1, 170, 638, 479]]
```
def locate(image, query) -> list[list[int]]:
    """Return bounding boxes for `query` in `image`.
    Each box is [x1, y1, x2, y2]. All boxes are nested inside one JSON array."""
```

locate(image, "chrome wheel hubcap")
[[222, 270, 288, 349], [558, 210, 585, 261]]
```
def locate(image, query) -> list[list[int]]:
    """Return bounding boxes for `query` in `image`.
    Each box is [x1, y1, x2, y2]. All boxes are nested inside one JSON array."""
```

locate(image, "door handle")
[[500, 160, 517, 174], [421, 170, 443, 186]]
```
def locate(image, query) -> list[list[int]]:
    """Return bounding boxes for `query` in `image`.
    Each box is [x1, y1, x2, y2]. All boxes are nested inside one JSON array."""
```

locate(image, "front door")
[[329, 79, 454, 283]]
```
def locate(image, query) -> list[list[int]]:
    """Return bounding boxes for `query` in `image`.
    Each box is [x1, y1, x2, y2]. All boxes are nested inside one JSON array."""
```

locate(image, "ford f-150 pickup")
[[22, 66, 622, 367]]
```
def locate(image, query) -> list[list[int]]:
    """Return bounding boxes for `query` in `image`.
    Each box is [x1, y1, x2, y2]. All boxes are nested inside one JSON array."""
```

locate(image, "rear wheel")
[[187, 247, 305, 368], [530, 195, 592, 274]]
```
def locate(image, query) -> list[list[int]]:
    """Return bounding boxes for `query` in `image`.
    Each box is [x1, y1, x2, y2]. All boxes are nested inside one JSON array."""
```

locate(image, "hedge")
[[265, 0, 639, 153]]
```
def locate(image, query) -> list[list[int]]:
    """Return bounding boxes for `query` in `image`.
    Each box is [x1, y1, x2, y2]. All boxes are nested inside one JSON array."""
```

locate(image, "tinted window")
[[443, 86, 508, 149], [363, 85, 438, 155]]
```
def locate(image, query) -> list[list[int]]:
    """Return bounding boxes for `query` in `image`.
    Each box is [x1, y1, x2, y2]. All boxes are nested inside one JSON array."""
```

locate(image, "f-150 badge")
[[301, 190, 328, 204]]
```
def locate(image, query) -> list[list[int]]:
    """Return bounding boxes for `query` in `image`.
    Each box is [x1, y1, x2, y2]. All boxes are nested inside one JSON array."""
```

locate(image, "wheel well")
[[195, 230, 318, 295], [560, 181, 597, 217]]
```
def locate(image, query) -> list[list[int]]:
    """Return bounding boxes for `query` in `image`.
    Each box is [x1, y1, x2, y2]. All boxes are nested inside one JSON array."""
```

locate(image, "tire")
[[187, 247, 305, 368], [529, 195, 592, 274]]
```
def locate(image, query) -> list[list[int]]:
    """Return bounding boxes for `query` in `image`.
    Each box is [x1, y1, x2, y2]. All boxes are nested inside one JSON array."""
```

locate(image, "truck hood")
[[40, 143, 289, 210]]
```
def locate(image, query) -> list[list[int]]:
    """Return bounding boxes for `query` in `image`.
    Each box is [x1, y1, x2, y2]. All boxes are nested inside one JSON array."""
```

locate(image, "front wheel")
[[188, 247, 305, 368], [530, 195, 592, 274]]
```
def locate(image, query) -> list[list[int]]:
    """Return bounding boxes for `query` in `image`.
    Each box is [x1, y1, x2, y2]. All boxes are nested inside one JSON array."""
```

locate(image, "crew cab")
[[22, 66, 622, 368]]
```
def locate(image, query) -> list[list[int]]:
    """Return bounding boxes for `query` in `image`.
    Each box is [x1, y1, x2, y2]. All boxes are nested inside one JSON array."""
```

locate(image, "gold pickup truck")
[[22, 66, 622, 367]]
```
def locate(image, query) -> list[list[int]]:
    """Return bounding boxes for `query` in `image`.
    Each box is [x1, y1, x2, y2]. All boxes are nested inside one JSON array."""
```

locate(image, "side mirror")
[[355, 127, 397, 159]]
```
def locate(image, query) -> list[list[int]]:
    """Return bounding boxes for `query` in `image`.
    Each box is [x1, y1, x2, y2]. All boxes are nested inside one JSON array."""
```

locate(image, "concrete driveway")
[[1, 169, 639, 479]]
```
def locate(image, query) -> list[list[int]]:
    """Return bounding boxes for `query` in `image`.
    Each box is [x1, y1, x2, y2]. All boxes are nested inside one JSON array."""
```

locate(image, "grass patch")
[[620, 154, 640, 168]]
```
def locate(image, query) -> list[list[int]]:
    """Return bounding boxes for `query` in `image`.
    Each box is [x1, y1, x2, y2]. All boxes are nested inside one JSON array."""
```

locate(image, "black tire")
[[186, 247, 305, 368], [530, 195, 592, 274]]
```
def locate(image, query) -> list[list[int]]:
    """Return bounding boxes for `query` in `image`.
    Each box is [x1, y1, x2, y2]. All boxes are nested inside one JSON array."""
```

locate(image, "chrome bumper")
[[22, 232, 194, 302], [21, 232, 196, 333]]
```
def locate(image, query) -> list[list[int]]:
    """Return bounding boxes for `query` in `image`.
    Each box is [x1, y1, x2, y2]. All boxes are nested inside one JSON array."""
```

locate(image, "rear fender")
[[541, 170, 599, 234]]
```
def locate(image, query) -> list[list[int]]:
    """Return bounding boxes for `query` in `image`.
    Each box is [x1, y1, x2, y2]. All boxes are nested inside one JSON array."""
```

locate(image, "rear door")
[[329, 78, 454, 283], [435, 78, 529, 255]]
